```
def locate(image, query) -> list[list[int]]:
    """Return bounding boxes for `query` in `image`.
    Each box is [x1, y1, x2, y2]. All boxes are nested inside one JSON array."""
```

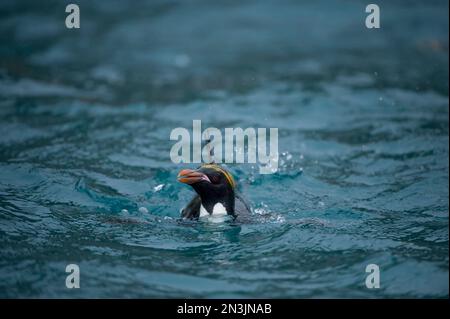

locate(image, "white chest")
[[200, 203, 228, 221]]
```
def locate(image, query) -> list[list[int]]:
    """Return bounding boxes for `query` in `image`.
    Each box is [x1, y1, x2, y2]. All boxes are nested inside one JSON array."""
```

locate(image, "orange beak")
[[177, 169, 211, 184]]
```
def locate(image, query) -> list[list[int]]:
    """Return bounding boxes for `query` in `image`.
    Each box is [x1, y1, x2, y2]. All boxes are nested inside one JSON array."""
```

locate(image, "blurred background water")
[[0, 0, 448, 298]]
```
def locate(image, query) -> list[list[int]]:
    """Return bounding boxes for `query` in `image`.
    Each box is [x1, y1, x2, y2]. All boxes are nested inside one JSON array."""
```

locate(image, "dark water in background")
[[0, 0, 448, 298]]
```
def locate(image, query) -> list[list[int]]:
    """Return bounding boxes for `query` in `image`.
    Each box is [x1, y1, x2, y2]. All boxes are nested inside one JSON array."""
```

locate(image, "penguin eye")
[[209, 175, 220, 184]]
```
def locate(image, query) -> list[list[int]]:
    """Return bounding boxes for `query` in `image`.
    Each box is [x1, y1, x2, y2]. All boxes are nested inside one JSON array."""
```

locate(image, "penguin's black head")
[[177, 164, 236, 215]]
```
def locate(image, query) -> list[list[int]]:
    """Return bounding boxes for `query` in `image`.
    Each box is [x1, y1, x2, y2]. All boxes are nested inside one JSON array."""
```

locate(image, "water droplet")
[[138, 207, 149, 214]]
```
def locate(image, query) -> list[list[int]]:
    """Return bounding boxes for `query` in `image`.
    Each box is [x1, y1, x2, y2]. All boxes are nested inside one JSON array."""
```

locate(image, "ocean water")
[[0, 0, 448, 298]]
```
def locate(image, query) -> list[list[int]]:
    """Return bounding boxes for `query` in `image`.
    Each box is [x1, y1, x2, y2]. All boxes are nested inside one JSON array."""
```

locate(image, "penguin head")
[[177, 164, 236, 215]]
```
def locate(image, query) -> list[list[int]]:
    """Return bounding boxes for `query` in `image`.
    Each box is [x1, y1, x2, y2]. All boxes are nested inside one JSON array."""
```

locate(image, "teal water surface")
[[0, 0, 448, 298]]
